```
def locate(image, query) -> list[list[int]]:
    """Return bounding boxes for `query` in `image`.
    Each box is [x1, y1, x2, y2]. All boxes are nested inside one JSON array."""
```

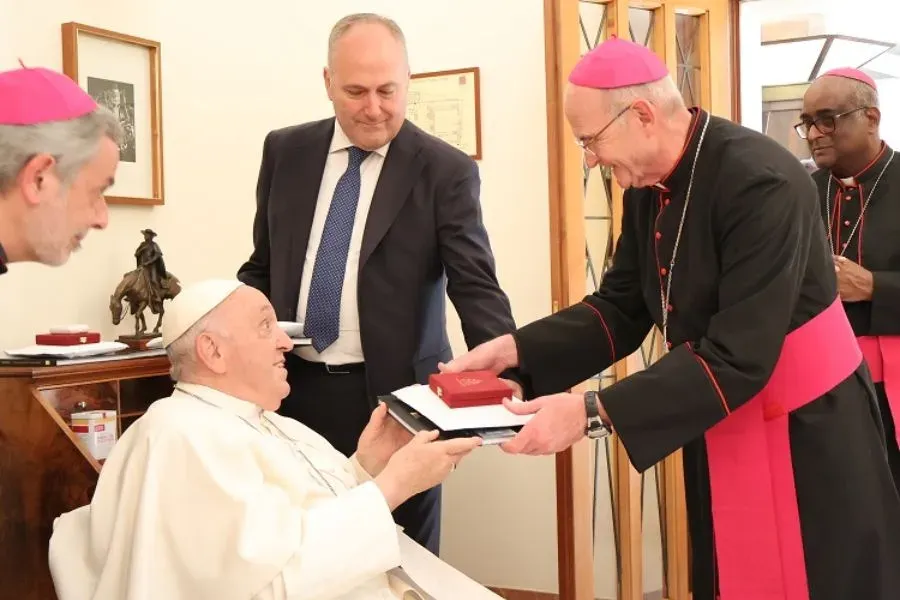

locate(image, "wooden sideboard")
[[0, 355, 173, 600]]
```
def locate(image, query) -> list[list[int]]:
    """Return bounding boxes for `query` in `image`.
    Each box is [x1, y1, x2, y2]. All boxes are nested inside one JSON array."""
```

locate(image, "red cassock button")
[[660, 267, 667, 276], [844, 220, 851, 226], [666, 341, 672, 350], [844, 195, 852, 201], [664, 198, 671, 206], [655, 232, 662, 240], [667, 304, 673, 312]]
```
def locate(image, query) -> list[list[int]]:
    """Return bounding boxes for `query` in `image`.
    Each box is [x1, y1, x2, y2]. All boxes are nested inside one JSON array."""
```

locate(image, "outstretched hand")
[[438, 334, 520, 376], [375, 430, 482, 510], [356, 403, 414, 476], [498, 393, 587, 455]]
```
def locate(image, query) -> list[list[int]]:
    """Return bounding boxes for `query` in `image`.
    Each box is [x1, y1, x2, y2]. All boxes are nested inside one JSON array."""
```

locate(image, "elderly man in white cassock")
[[48, 279, 493, 600]]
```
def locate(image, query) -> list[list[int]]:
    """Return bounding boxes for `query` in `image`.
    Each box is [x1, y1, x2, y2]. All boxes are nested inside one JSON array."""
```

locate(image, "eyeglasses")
[[794, 107, 867, 139], [575, 105, 631, 157]]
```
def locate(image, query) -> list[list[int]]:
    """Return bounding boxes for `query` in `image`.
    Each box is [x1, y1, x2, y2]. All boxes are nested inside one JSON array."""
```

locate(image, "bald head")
[[801, 74, 881, 174], [327, 13, 407, 69]]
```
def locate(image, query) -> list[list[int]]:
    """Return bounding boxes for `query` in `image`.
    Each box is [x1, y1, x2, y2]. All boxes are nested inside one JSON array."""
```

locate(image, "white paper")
[[277, 321, 305, 337], [391, 384, 533, 431], [5, 341, 128, 358], [49, 324, 91, 334], [398, 532, 501, 599]]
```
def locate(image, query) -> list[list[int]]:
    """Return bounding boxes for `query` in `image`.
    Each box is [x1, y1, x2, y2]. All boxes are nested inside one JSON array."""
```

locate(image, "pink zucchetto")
[[0, 62, 97, 126], [568, 35, 669, 89], [818, 67, 877, 90]]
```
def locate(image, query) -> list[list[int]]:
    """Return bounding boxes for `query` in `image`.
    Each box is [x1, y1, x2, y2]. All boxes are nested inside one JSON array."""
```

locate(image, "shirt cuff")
[[348, 453, 375, 483]]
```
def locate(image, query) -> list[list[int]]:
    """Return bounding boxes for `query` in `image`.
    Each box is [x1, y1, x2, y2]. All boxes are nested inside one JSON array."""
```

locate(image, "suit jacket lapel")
[[283, 120, 332, 310], [360, 122, 424, 268]]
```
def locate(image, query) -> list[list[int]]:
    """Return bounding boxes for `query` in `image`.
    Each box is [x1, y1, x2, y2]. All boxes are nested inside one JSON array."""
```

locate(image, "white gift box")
[[71, 410, 117, 460]]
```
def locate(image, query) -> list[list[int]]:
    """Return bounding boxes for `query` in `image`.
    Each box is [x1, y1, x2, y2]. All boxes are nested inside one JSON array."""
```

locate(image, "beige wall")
[[0, 0, 562, 593]]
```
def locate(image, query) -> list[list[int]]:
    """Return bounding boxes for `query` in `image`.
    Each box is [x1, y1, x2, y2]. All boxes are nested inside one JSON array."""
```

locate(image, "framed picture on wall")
[[406, 67, 482, 160], [61, 22, 164, 206]]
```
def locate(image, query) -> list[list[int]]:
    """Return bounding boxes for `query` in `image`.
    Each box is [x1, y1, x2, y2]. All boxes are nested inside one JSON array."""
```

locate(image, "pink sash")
[[857, 336, 900, 446], [705, 297, 861, 600]]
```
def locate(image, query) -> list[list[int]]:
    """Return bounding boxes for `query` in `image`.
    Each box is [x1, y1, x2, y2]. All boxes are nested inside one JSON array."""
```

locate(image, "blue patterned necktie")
[[304, 146, 371, 352]]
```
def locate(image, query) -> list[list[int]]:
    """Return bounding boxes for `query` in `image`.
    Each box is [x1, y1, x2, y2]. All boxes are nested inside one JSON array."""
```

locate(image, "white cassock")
[[48, 382, 479, 600]]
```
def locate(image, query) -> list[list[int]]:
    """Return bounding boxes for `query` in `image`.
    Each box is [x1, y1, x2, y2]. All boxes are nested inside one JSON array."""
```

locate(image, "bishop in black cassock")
[[800, 67, 900, 494], [443, 38, 900, 600]]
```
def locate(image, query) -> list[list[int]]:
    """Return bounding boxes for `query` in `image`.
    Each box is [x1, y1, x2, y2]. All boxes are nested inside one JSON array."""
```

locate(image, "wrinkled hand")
[[499, 393, 587, 455], [356, 403, 413, 477], [834, 255, 874, 302], [438, 334, 519, 375], [375, 431, 482, 510]]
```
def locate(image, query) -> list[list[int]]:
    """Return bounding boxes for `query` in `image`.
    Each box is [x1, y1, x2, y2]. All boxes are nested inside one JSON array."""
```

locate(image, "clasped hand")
[[834, 255, 874, 302]]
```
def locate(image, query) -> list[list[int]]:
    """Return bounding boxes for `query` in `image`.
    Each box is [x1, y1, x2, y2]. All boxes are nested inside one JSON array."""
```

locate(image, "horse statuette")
[[109, 230, 182, 348]]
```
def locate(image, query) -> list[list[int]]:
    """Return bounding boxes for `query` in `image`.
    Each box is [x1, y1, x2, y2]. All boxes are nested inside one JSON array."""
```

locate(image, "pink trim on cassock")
[[857, 336, 900, 446], [705, 297, 861, 600]]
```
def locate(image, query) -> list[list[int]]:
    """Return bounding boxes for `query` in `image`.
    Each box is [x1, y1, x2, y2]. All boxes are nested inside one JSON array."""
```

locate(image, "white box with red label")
[[71, 410, 117, 460]]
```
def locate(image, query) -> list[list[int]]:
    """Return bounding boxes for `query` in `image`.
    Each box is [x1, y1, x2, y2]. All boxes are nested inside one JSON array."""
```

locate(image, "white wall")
[[0, 0, 560, 593]]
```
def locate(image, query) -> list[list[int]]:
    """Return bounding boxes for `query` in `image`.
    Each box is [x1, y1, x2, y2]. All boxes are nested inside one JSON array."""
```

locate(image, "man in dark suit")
[[236, 12, 518, 555]]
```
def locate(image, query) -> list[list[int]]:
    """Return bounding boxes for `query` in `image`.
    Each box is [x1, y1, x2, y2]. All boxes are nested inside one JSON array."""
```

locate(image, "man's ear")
[[631, 100, 655, 126], [17, 153, 55, 205], [195, 332, 227, 374], [865, 106, 881, 131], [323, 67, 334, 101]]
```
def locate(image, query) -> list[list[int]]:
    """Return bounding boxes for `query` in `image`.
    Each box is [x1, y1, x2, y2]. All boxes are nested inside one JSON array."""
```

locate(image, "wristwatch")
[[584, 390, 611, 439]]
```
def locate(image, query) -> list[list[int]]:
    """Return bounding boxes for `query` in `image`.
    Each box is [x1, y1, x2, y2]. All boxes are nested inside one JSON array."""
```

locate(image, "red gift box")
[[35, 332, 101, 346], [428, 370, 512, 408]]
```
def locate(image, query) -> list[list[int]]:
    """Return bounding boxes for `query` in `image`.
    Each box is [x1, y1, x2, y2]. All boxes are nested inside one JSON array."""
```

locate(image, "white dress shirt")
[[295, 122, 390, 365]]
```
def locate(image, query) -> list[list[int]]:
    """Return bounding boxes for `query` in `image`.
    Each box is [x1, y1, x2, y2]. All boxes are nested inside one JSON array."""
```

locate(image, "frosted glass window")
[[759, 39, 827, 86]]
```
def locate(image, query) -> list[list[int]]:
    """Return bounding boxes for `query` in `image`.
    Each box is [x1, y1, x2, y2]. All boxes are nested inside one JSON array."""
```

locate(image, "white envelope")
[[5, 341, 128, 358]]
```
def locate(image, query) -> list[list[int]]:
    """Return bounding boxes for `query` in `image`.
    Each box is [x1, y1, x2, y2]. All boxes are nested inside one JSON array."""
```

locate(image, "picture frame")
[[61, 22, 165, 206], [407, 67, 482, 160]]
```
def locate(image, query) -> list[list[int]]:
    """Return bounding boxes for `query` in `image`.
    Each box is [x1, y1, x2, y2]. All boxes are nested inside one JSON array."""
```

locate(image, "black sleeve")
[[437, 159, 518, 348], [512, 195, 654, 397], [870, 271, 900, 335], [602, 175, 812, 472], [236, 131, 276, 297]]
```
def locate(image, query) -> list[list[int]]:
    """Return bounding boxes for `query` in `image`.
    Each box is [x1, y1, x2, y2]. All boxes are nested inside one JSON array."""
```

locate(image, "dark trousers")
[[278, 353, 442, 554], [875, 382, 900, 496]]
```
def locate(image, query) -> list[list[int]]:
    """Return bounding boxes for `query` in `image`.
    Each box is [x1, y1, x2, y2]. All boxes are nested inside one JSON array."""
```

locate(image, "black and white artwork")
[[87, 76, 137, 163]]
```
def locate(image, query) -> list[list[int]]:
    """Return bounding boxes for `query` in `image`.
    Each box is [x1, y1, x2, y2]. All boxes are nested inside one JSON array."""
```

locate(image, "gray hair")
[[327, 13, 408, 68], [0, 106, 123, 192], [603, 76, 686, 118], [847, 79, 879, 110], [165, 311, 229, 381]]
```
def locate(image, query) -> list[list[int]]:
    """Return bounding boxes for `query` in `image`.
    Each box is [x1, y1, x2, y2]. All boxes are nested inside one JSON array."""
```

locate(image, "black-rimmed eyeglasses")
[[794, 107, 867, 139]]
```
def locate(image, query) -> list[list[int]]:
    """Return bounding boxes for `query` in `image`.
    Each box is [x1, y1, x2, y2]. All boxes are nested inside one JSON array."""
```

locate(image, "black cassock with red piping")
[[512, 109, 900, 600], [812, 143, 900, 494]]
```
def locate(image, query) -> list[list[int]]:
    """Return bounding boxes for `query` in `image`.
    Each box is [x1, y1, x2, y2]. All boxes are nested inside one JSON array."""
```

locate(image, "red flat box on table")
[[428, 370, 511, 408], [35, 332, 101, 346]]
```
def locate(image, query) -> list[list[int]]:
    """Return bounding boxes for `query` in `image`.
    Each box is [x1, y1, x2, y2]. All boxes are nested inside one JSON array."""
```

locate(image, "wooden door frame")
[[543, 1, 742, 598]]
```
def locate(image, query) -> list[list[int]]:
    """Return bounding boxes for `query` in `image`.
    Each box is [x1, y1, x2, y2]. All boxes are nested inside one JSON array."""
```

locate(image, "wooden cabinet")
[[0, 355, 172, 600]]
